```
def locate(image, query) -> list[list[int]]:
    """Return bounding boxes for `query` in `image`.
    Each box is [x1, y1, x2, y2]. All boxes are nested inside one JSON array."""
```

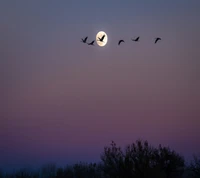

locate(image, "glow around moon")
[[96, 31, 108, 47]]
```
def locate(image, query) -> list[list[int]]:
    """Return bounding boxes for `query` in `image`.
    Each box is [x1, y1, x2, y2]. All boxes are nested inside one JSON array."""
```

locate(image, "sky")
[[1, 0, 200, 171]]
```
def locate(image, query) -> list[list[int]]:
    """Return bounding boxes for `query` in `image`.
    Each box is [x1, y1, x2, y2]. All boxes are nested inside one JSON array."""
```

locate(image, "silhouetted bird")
[[118, 40, 124, 45], [87, 40, 95, 46], [81, 37, 88, 43], [155, 37, 161, 44], [132, 36, 140, 42], [98, 35, 105, 42]]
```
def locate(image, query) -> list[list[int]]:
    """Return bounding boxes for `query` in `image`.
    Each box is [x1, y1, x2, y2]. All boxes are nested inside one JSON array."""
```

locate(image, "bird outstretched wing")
[[155, 38, 161, 43], [88, 40, 95, 45], [118, 40, 124, 45], [101, 35, 105, 41]]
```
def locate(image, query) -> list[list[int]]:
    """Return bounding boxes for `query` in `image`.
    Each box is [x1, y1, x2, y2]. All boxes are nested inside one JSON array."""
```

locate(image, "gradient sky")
[[1, 0, 200, 171]]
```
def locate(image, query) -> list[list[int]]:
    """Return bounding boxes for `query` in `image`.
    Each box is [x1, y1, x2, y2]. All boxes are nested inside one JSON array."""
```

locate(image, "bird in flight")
[[87, 40, 95, 46], [81, 36, 88, 43], [118, 40, 125, 45], [98, 34, 106, 42], [155, 37, 161, 44], [132, 36, 140, 42]]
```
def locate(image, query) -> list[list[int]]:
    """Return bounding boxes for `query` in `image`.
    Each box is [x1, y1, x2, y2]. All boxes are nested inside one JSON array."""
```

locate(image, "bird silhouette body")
[[155, 37, 161, 44], [98, 35, 106, 42], [132, 37, 140, 42], [81, 37, 88, 43], [87, 40, 95, 46], [118, 40, 124, 45]]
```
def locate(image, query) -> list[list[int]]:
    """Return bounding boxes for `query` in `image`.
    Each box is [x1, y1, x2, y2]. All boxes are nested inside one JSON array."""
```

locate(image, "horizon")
[[0, 139, 197, 172], [1, 0, 200, 172]]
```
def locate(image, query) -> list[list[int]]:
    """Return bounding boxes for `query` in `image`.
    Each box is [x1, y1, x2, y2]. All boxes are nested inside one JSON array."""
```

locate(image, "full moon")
[[96, 31, 108, 47]]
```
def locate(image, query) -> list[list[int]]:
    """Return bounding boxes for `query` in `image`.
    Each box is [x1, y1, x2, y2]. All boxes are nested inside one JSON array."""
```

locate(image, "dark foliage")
[[0, 170, 3, 178], [188, 155, 200, 178], [101, 140, 185, 178], [0, 140, 197, 178]]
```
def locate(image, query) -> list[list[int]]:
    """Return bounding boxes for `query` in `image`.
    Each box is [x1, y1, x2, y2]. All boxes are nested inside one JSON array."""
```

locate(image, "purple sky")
[[1, 0, 200, 171]]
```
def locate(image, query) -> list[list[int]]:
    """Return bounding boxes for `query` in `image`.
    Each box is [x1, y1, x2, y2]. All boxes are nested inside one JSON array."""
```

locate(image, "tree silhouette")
[[0, 170, 3, 178], [101, 140, 185, 178], [71, 162, 102, 178], [73, 162, 87, 178], [125, 140, 156, 178], [101, 141, 125, 178], [4, 174, 15, 178], [40, 163, 56, 178], [63, 165, 74, 178], [14, 168, 34, 178], [0, 140, 191, 178], [153, 144, 185, 178], [56, 167, 64, 178], [189, 155, 200, 178]]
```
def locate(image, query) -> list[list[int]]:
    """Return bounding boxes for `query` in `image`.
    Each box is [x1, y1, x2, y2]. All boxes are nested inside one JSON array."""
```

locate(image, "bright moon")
[[96, 31, 108, 47]]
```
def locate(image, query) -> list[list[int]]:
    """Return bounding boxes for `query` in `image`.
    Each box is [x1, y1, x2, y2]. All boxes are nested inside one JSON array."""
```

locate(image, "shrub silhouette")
[[40, 163, 56, 178], [72, 162, 102, 178], [55, 167, 64, 178], [101, 141, 125, 178], [101, 139, 185, 178], [189, 155, 200, 178], [155, 144, 185, 178], [0, 140, 193, 178], [0, 170, 4, 178], [14, 168, 33, 178]]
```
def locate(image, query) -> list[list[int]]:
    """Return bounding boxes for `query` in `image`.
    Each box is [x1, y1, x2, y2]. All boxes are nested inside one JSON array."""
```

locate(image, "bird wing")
[[155, 38, 159, 43], [118, 40, 124, 45], [101, 35, 105, 41], [85, 37, 88, 41], [155, 38, 161, 43]]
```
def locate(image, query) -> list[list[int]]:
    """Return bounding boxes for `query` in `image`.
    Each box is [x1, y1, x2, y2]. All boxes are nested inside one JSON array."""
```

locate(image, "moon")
[[96, 31, 108, 47]]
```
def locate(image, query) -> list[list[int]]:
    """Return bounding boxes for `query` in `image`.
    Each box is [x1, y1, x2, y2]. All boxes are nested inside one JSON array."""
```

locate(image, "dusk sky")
[[1, 0, 200, 171]]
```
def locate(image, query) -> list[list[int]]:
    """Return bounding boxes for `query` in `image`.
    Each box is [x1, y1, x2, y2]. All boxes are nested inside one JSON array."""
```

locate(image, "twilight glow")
[[1, 0, 200, 171]]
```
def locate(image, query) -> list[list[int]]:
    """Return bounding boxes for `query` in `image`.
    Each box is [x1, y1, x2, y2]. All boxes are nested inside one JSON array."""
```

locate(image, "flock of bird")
[[81, 37, 95, 45], [81, 35, 161, 46]]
